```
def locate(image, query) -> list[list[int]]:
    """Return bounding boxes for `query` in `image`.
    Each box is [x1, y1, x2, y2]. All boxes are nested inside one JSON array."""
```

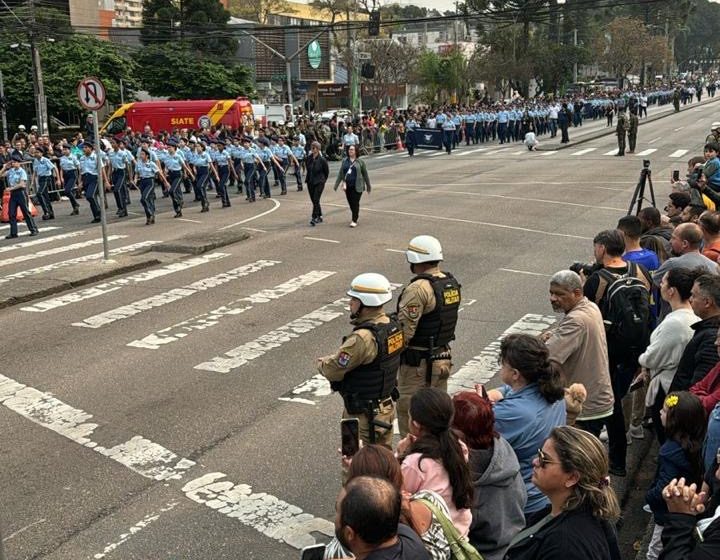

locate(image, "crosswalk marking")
[[540, 151, 558, 156], [195, 297, 349, 374], [603, 149, 618, 156], [428, 151, 445, 157], [376, 154, 395, 159], [0, 373, 333, 550], [669, 149, 689, 158], [0, 241, 157, 287], [21, 253, 229, 313], [73, 259, 281, 329], [635, 148, 657, 156], [0, 230, 88, 255], [0, 235, 126, 268], [570, 148, 597, 156], [448, 313, 557, 394], [127, 270, 336, 348]]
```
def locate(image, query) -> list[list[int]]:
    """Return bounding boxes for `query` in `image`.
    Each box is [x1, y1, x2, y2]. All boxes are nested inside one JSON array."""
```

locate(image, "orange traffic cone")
[[396, 138, 404, 150], [2, 190, 39, 223]]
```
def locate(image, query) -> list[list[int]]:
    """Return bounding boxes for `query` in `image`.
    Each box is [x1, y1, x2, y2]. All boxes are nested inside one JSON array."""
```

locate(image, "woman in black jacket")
[[504, 426, 621, 560], [305, 141, 329, 226]]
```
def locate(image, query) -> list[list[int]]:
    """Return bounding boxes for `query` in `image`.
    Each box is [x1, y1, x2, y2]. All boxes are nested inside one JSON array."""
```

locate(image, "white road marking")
[[0, 374, 195, 480], [458, 298, 477, 312], [570, 148, 597, 156], [243, 227, 267, 233], [10, 223, 60, 232], [466, 148, 488, 154], [540, 151, 558, 156], [511, 150, 526, 155], [304, 236, 340, 244], [378, 186, 625, 212], [448, 314, 558, 393], [674, 127, 685, 132], [648, 137, 661, 144], [128, 271, 336, 349], [0, 235, 126, 268], [603, 149, 619, 156], [177, 218, 202, 224], [21, 253, 229, 313], [499, 268, 553, 277], [196, 297, 349, 374], [669, 149, 689, 158], [93, 502, 178, 559], [0, 230, 88, 255], [320, 203, 592, 240], [376, 154, 395, 159], [183, 473, 334, 549], [0, 373, 332, 550], [2, 518, 46, 542], [635, 148, 657, 156], [220, 198, 280, 230], [0, 241, 157, 287], [428, 151, 445, 157], [73, 259, 280, 329]]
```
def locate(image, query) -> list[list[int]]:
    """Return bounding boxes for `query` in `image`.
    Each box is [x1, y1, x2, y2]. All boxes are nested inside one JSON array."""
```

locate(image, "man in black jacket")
[[305, 140, 329, 226], [670, 274, 720, 392], [660, 474, 720, 560]]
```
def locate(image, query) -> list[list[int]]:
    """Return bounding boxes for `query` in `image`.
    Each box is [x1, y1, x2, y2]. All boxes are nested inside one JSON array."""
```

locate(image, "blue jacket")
[[646, 440, 700, 525], [493, 383, 566, 514]]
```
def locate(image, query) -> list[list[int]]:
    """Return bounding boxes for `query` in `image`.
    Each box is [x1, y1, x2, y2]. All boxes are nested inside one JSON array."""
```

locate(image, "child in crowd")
[[645, 392, 707, 560]]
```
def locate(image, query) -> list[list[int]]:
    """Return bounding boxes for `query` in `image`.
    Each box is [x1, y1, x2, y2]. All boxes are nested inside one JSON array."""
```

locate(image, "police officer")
[[441, 116, 456, 154], [212, 140, 235, 208], [240, 136, 262, 203], [58, 144, 80, 215], [79, 143, 103, 223], [108, 139, 134, 218], [274, 136, 299, 196], [31, 149, 59, 220], [290, 136, 305, 191], [1, 153, 39, 238], [395, 235, 460, 437], [317, 273, 403, 448], [163, 140, 194, 218], [134, 147, 170, 225]]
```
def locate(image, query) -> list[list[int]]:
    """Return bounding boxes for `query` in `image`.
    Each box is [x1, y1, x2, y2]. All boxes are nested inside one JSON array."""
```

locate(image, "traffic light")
[[368, 10, 380, 36], [361, 63, 376, 79]]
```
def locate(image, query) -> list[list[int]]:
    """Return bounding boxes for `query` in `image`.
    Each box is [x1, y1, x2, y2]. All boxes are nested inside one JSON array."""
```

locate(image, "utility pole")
[[120, 78, 125, 104], [573, 28, 578, 83], [29, 0, 47, 135], [0, 71, 8, 143]]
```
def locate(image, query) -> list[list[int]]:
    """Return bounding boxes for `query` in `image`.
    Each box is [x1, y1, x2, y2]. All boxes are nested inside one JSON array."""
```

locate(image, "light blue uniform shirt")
[[6, 166, 28, 188], [214, 149, 230, 167], [59, 154, 79, 171], [275, 145, 291, 161], [163, 151, 185, 172], [498, 111, 509, 123], [32, 156, 55, 177], [291, 146, 305, 160], [435, 113, 446, 124], [136, 159, 159, 179], [80, 152, 99, 175], [108, 149, 132, 170], [194, 151, 212, 168]]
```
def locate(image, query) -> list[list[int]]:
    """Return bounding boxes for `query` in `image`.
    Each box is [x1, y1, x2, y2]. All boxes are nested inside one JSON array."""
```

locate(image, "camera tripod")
[[628, 161, 656, 215]]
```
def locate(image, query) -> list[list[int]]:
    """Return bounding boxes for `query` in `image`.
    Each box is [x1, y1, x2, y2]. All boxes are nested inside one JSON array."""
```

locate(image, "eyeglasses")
[[537, 448, 561, 469]]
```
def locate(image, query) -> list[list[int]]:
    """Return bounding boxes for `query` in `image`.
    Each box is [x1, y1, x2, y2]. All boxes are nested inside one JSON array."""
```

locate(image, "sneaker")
[[349, 221, 357, 228], [316, 216, 323, 223], [643, 504, 652, 514], [309, 218, 316, 226], [599, 427, 608, 442], [628, 424, 645, 440]]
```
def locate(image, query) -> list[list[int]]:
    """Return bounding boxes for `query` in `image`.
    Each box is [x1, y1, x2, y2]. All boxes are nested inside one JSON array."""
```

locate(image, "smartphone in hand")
[[672, 170, 680, 182], [341, 418, 360, 457], [300, 543, 326, 560]]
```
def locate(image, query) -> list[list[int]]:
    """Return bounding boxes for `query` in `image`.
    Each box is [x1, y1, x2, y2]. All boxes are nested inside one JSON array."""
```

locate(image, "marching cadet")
[[441, 116, 456, 154], [108, 139, 134, 218], [79, 143, 104, 223], [163, 140, 194, 218], [58, 144, 80, 215], [178, 138, 195, 194], [395, 235, 461, 437], [317, 273, 403, 448], [290, 136, 305, 191], [405, 114, 418, 156], [229, 137, 245, 194], [274, 136, 299, 195], [240, 136, 263, 203], [627, 110, 639, 154], [31, 148, 59, 220], [1, 153, 39, 238], [615, 110, 629, 157], [212, 140, 236, 208], [464, 111, 475, 146], [190, 142, 216, 212], [134, 148, 170, 225]]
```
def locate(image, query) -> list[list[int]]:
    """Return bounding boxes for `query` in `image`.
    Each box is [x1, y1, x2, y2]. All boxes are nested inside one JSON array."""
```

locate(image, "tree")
[[141, 0, 180, 45], [230, 0, 294, 24], [358, 38, 419, 107], [137, 44, 253, 99]]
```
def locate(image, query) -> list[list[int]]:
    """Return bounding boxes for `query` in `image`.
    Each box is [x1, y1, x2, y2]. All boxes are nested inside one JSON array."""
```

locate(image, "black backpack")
[[597, 262, 651, 360]]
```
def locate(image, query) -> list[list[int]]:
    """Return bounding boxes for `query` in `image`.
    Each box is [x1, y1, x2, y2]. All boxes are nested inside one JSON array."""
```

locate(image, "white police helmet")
[[347, 273, 392, 307], [712, 122, 720, 131], [406, 235, 443, 264], [18, 124, 25, 130], [30, 125, 38, 131]]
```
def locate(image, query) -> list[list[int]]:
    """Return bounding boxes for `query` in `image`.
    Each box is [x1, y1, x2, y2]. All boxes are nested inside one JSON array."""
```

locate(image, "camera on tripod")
[[628, 159, 656, 215]]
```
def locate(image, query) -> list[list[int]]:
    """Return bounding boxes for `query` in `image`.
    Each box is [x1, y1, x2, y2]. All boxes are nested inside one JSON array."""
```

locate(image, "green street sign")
[[308, 40, 322, 70]]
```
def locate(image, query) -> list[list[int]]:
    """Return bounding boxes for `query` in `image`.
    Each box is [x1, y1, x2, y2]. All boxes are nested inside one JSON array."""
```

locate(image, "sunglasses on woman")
[[537, 448, 561, 468]]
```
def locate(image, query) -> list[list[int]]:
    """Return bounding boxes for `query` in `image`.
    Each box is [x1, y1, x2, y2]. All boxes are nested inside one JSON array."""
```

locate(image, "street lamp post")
[[9, 38, 51, 135]]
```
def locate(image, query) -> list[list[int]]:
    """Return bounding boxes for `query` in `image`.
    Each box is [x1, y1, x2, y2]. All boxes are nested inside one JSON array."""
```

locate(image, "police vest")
[[339, 319, 404, 402], [401, 272, 461, 349]]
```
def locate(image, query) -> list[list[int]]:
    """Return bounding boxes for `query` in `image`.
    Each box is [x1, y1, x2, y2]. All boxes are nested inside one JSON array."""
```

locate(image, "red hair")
[[452, 391, 498, 450]]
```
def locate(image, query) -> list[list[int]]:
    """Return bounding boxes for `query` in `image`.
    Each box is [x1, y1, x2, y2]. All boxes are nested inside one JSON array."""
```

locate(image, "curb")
[[541, 96, 720, 151], [0, 256, 161, 310], [150, 230, 251, 255]]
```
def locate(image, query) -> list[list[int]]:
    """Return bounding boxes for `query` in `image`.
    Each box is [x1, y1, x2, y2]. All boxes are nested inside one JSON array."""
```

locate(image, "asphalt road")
[[1, 96, 718, 560]]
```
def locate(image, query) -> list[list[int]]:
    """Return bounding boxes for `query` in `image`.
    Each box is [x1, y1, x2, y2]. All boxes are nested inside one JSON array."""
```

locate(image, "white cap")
[[712, 122, 720, 130], [18, 124, 25, 130], [347, 273, 393, 307], [30, 125, 38, 131], [406, 235, 443, 264]]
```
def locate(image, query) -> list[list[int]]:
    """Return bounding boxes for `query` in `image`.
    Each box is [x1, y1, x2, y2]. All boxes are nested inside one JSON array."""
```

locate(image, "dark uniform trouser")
[[168, 170, 183, 213], [82, 173, 101, 220], [111, 168, 127, 211], [258, 163, 270, 197], [62, 170, 79, 209], [195, 166, 209, 208], [243, 163, 256, 200], [8, 189, 38, 236], [396, 357, 452, 437], [617, 133, 626, 155], [628, 134, 637, 153], [139, 177, 156, 218], [217, 165, 230, 206], [342, 398, 395, 448], [308, 181, 325, 220], [36, 175, 53, 217], [293, 161, 303, 188], [278, 160, 289, 194], [232, 158, 243, 190]]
